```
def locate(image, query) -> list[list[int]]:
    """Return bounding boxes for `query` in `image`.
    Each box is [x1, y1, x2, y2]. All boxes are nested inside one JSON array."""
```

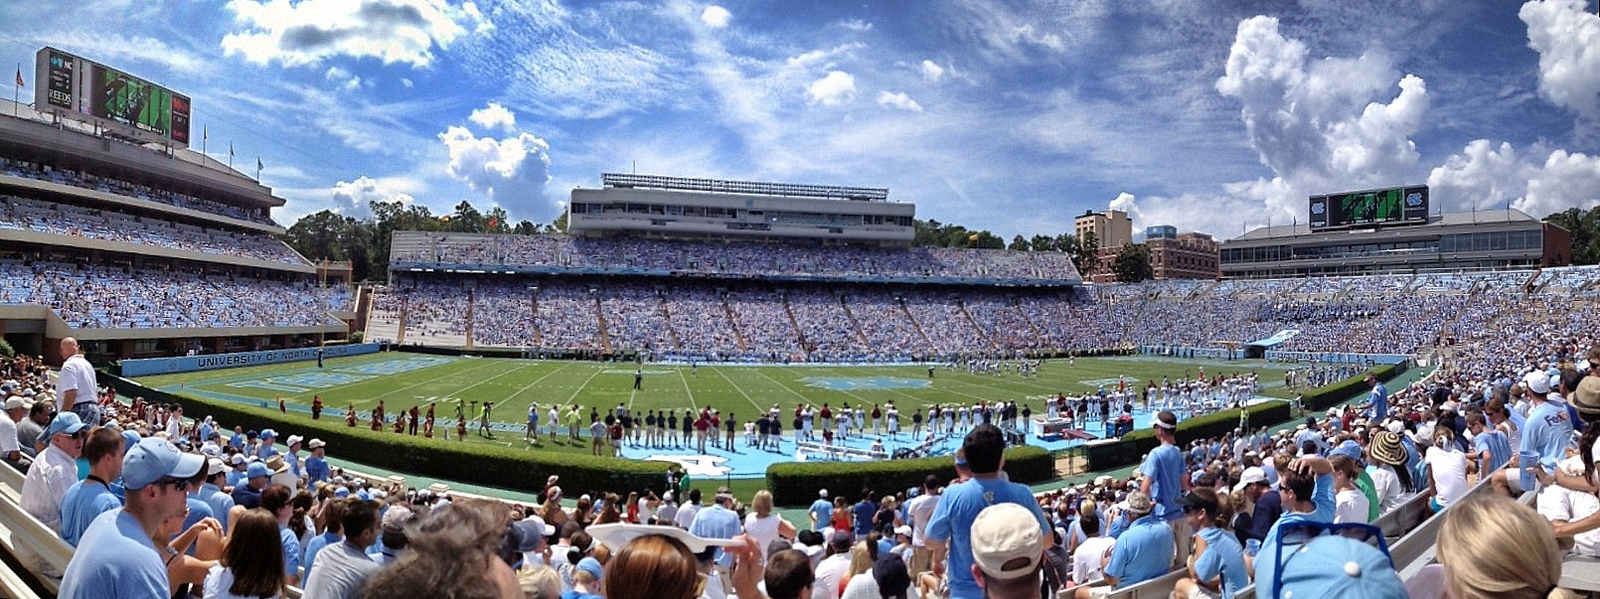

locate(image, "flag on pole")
[[257, 157, 263, 171], [13, 65, 21, 87], [203, 124, 208, 142], [228, 142, 234, 158]]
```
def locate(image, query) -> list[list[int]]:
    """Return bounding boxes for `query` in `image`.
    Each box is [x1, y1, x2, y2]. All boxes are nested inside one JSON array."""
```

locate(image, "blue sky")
[[2, 0, 1598, 240]]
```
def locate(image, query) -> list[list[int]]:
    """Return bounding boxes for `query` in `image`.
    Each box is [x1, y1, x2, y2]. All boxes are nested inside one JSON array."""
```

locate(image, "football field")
[[134, 351, 1301, 455]]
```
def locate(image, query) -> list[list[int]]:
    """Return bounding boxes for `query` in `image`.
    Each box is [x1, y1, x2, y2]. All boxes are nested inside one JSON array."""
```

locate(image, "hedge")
[[1301, 362, 1406, 412], [1084, 400, 1291, 471], [101, 372, 671, 497], [765, 445, 1053, 506], [1082, 362, 1408, 471]]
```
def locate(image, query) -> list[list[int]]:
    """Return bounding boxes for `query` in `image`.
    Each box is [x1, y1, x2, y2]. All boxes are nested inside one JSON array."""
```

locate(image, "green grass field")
[[134, 351, 1301, 456]]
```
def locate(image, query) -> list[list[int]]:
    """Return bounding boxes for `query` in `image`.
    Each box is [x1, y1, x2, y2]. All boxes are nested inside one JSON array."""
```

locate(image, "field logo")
[[1079, 378, 1128, 387], [798, 377, 931, 391], [644, 455, 731, 477]]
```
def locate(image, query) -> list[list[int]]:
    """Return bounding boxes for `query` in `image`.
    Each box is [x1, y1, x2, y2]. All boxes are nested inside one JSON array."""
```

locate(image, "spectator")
[[360, 498, 522, 598], [1074, 491, 1170, 598], [0, 395, 28, 469], [299, 497, 345, 585], [1425, 427, 1471, 513], [1172, 489, 1248, 599], [202, 508, 287, 599], [765, 548, 817, 599], [58, 437, 204, 598], [745, 490, 796, 561], [904, 475, 939, 579], [57, 338, 100, 426], [1366, 431, 1413, 514], [1437, 494, 1577, 599], [1070, 510, 1113, 588], [199, 458, 236, 532], [1140, 410, 1190, 567], [599, 532, 703, 599], [16, 400, 49, 458], [259, 485, 301, 586], [688, 486, 744, 585], [1272, 534, 1407, 598], [303, 499, 382, 599], [1330, 454, 1371, 524], [232, 461, 270, 509], [808, 489, 832, 532], [813, 532, 854, 599], [1493, 371, 1572, 497], [969, 503, 1043, 599], [1253, 456, 1334, 599], [59, 427, 125, 546], [926, 425, 1052, 599], [21, 410, 89, 531], [305, 439, 330, 486]]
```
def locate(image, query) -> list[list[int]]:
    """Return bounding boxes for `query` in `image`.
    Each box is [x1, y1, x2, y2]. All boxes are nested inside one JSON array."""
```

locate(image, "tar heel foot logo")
[[644, 455, 732, 477]]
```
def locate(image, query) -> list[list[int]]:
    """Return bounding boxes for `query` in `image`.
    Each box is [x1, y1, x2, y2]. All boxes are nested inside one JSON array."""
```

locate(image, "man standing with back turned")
[[925, 424, 1052, 599]]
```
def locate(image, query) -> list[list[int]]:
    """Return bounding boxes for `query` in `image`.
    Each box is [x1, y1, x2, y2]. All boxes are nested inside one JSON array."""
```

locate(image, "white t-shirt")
[[1072, 535, 1116, 585], [906, 493, 937, 548], [1425, 447, 1469, 509], [812, 553, 851, 599], [57, 354, 97, 406], [203, 563, 284, 599], [300, 541, 381, 599], [0, 415, 18, 457], [1366, 464, 1403, 514], [744, 513, 781, 560], [1334, 488, 1370, 524]]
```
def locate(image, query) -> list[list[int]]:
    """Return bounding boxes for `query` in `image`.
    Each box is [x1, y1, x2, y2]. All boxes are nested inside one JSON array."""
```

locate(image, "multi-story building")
[[1074, 209, 1132, 249]]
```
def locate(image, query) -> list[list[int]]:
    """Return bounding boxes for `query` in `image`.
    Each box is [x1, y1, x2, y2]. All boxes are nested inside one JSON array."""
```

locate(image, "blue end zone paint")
[[797, 377, 932, 391]]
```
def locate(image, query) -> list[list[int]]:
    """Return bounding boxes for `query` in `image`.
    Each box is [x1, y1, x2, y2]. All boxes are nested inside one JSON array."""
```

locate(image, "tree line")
[[285, 200, 1107, 283]]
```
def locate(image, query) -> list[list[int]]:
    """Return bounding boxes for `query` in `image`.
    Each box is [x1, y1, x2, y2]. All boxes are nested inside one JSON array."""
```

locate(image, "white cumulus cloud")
[[1427, 140, 1600, 217], [921, 59, 946, 82], [876, 91, 923, 112], [221, 0, 488, 68], [330, 176, 415, 218], [1214, 15, 1429, 223], [807, 71, 856, 106], [323, 66, 362, 91], [438, 125, 552, 208], [701, 5, 731, 28], [1519, 0, 1600, 117], [468, 102, 517, 133]]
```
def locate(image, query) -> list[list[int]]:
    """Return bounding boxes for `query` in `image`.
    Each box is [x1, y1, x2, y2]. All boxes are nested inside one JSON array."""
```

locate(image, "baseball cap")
[[382, 505, 414, 531], [872, 553, 912, 599], [260, 428, 277, 439], [3, 396, 24, 410], [1126, 491, 1154, 515], [819, 489, 828, 498], [206, 457, 227, 476], [1234, 467, 1267, 492], [577, 556, 604, 581], [308, 438, 326, 449], [1524, 371, 1551, 394], [286, 435, 303, 447], [122, 438, 205, 490], [970, 503, 1043, 581], [1274, 534, 1406, 599], [1330, 440, 1365, 465], [509, 516, 547, 552], [44, 411, 89, 439], [246, 462, 271, 479], [1178, 491, 1219, 515], [894, 525, 912, 537]]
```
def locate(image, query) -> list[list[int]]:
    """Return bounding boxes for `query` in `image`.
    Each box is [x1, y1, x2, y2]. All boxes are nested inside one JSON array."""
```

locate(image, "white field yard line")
[[675, 368, 698, 411], [563, 365, 608, 406], [364, 359, 505, 405], [746, 368, 813, 403], [709, 367, 765, 412], [441, 358, 553, 398], [502, 361, 577, 404]]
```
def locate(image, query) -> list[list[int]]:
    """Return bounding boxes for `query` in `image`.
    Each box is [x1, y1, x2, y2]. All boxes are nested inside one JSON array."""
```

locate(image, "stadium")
[[0, 33, 1598, 599]]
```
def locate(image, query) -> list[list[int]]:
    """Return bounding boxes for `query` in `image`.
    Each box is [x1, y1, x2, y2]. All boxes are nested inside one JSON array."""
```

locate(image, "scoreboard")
[[1308, 185, 1429, 230]]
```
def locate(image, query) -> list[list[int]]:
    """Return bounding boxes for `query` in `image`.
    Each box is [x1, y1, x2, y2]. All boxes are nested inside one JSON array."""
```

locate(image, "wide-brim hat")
[[1370, 431, 1407, 467]]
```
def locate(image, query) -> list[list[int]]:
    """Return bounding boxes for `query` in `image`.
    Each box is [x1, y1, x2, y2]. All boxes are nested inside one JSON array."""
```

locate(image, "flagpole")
[[13, 63, 20, 118]]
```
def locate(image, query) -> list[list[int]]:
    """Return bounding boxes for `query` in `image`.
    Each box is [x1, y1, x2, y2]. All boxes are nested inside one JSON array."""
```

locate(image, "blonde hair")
[[518, 564, 561, 599], [1437, 494, 1580, 599], [752, 490, 774, 517]]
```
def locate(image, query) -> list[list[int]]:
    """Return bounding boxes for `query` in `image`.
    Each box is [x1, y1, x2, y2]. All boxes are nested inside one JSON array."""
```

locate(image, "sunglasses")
[[156, 477, 194, 492]]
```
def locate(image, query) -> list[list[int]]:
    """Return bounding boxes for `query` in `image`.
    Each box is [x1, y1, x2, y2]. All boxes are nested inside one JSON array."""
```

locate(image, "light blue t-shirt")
[[808, 498, 833, 531], [58, 509, 169, 598], [1257, 473, 1335, 598], [1473, 429, 1512, 474], [688, 503, 743, 567], [302, 531, 340, 582], [280, 524, 302, 580], [201, 483, 235, 532], [1193, 526, 1249, 599], [1104, 515, 1174, 587], [1524, 401, 1573, 471], [58, 480, 121, 547], [1369, 382, 1388, 419], [925, 477, 1051, 599], [1140, 443, 1186, 521]]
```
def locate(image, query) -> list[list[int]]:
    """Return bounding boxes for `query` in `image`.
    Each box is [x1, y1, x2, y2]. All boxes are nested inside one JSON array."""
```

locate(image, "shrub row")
[[1301, 362, 1406, 412], [765, 445, 1052, 506], [1084, 401, 1292, 471], [101, 372, 670, 498]]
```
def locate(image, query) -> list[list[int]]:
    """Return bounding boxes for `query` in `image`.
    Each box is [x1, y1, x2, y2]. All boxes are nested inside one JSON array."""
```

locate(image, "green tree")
[[1113, 243, 1154, 282], [1071, 231, 1098, 277], [450, 200, 486, 233], [550, 210, 569, 234], [513, 220, 539, 235], [1546, 207, 1600, 265], [485, 206, 512, 234], [284, 210, 350, 263], [1029, 234, 1055, 252], [1007, 235, 1029, 250]]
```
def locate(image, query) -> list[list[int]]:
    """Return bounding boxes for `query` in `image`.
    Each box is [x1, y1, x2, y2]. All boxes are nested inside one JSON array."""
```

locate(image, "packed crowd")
[[0, 195, 308, 265], [0, 155, 277, 225], [367, 268, 1600, 363], [0, 260, 349, 329], [388, 232, 1082, 283]]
